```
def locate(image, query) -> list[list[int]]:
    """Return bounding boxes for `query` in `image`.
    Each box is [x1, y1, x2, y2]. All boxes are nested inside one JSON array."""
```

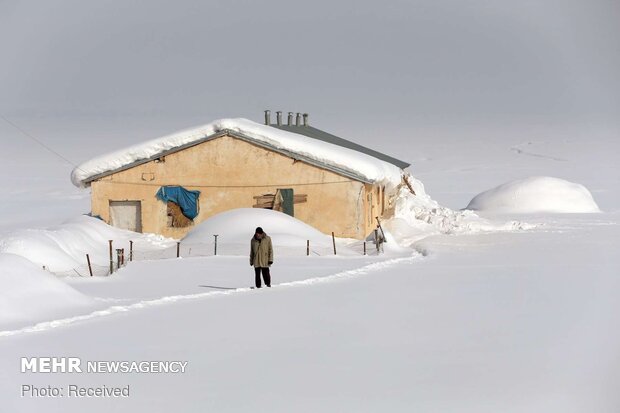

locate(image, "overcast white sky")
[[0, 0, 618, 174]]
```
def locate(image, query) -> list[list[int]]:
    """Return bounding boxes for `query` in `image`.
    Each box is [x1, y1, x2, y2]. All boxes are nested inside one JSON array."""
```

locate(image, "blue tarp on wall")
[[156, 186, 201, 219]]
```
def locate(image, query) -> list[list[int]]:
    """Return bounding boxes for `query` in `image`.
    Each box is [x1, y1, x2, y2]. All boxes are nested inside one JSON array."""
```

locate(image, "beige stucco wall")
[[90, 134, 391, 239]]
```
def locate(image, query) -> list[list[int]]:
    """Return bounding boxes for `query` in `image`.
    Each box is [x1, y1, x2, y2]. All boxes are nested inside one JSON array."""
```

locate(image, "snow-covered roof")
[[272, 124, 410, 169], [71, 118, 407, 188]]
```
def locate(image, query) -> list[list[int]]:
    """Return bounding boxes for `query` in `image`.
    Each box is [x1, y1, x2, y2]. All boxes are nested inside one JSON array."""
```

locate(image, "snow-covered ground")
[[0, 254, 94, 329], [0, 216, 176, 276], [1, 116, 619, 412], [1, 214, 618, 412]]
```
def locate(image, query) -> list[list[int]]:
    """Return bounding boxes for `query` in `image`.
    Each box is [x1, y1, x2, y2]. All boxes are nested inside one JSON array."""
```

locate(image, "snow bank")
[[182, 179, 531, 253], [184, 208, 328, 246], [0, 215, 175, 275], [0, 253, 94, 327], [71, 118, 404, 188], [183, 208, 361, 256], [465, 176, 601, 213], [384, 174, 530, 246]]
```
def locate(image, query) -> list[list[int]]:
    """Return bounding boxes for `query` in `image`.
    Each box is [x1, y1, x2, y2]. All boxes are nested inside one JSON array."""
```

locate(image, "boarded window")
[[274, 188, 294, 216], [253, 189, 307, 217], [109, 201, 142, 233]]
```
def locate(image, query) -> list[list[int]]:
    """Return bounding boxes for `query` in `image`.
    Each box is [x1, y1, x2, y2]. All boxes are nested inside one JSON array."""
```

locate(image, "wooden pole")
[[86, 254, 93, 277], [374, 229, 379, 252], [121, 248, 125, 266], [129, 240, 133, 262], [108, 240, 113, 274], [306, 240, 310, 256], [375, 216, 387, 243], [331, 232, 337, 255], [363, 241, 366, 255], [116, 249, 122, 270], [214, 235, 218, 256], [402, 174, 416, 195], [176, 241, 181, 258]]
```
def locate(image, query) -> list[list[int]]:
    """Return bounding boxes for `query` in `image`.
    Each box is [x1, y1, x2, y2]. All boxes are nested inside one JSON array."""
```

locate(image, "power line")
[[0, 113, 82, 170]]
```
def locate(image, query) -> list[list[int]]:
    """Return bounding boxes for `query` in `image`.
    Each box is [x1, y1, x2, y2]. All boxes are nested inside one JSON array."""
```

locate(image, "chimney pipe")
[[302, 113, 308, 126], [295, 112, 301, 126], [264, 110, 271, 125], [287, 112, 293, 126], [276, 111, 282, 126]]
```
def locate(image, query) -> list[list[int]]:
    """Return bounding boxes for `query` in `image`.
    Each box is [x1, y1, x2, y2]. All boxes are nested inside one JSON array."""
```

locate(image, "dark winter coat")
[[250, 235, 273, 268]]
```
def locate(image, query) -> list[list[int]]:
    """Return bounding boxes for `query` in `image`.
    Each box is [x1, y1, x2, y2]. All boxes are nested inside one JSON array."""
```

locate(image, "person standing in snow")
[[250, 227, 273, 288]]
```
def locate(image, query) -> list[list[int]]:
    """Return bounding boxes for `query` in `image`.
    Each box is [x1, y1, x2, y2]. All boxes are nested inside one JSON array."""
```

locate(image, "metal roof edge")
[[271, 124, 411, 169]]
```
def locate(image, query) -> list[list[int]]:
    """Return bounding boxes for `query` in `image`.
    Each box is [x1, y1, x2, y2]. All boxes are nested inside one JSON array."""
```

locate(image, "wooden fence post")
[[374, 229, 380, 253], [176, 241, 181, 258], [116, 249, 122, 269], [86, 254, 93, 277], [214, 235, 218, 256], [363, 241, 366, 255], [331, 232, 337, 255], [306, 240, 310, 256], [108, 240, 113, 274], [129, 240, 133, 262]]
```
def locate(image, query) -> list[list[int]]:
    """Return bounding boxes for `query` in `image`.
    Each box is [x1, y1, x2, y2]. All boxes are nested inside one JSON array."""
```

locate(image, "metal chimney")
[[302, 113, 308, 126], [287, 112, 293, 126], [295, 112, 301, 126], [264, 110, 271, 125], [276, 111, 282, 126]]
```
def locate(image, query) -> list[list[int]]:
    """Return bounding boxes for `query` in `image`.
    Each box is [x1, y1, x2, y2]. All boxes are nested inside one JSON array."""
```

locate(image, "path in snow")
[[0, 254, 420, 338]]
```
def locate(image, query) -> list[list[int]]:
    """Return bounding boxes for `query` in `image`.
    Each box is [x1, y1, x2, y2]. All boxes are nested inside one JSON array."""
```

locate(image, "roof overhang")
[[81, 129, 373, 186]]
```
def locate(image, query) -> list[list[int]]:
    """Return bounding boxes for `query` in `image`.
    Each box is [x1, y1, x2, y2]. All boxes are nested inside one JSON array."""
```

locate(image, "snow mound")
[[384, 174, 531, 246], [465, 176, 600, 213], [0, 215, 175, 275], [183, 208, 359, 256], [71, 118, 404, 188], [0, 253, 94, 327]]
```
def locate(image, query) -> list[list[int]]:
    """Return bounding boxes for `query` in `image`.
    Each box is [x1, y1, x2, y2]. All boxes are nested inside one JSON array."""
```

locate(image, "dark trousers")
[[254, 267, 271, 288]]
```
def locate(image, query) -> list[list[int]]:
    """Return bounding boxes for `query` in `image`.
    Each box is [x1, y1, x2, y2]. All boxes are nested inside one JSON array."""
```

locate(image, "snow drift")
[[0, 215, 175, 275], [383, 174, 530, 246], [182, 177, 532, 253], [70, 118, 404, 188], [465, 176, 600, 213], [183, 208, 361, 256], [0, 253, 94, 327]]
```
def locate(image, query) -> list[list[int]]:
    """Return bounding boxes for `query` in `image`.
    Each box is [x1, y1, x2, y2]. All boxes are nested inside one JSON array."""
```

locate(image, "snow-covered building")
[[71, 112, 411, 239]]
